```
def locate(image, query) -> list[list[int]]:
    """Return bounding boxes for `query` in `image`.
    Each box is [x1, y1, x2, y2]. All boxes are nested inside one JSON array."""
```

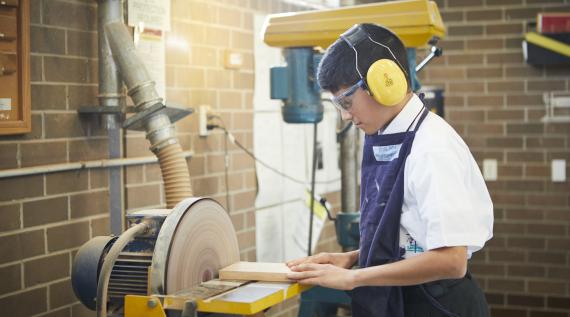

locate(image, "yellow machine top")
[[263, 0, 445, 49], [125, 281, 311, 316]]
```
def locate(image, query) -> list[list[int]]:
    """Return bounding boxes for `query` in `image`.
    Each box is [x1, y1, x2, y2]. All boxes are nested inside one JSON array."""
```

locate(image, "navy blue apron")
[[350, 106, 429, 317]]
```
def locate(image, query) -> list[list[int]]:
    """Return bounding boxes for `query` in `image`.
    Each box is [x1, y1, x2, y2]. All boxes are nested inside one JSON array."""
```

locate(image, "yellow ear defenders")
[[340, 24, 409, 107]]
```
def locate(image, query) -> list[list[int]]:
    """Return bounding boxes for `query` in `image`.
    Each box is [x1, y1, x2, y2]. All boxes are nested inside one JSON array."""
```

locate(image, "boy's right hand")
[[286, 250, 359, 270]]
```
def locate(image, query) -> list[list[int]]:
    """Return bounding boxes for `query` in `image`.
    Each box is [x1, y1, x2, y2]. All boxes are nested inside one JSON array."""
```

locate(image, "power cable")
[[307, 122, 318, 256], [207, 117, 338, 186], [223, 128, 231, 213]]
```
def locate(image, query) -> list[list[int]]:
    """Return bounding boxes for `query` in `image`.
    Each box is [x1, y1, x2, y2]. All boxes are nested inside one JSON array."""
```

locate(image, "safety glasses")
[[330, 79, 367, 112]]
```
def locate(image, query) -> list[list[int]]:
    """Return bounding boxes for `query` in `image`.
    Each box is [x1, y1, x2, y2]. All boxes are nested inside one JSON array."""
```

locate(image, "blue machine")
[[271, 48, 324, 124]]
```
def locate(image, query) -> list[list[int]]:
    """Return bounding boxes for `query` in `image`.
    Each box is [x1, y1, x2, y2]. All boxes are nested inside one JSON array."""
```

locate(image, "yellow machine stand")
[[125, 282, 311, 316], [125, 296, 166, 317]]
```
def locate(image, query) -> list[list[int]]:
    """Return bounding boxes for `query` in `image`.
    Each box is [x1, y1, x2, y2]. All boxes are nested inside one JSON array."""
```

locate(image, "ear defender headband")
[[340, 24, 409, 107]]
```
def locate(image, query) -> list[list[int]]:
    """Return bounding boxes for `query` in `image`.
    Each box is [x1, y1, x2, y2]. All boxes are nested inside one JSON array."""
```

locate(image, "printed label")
[[405, 234, 424, 254], [0, 98, 11, 111], [373, 144, 402, 162], [400, 228, 425, 259], [128, 0, 171, 31]]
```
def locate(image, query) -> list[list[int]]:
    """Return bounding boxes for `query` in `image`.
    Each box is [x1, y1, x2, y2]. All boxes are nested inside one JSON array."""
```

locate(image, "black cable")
[[208, 116, 337, 257], [320, 197, 336, 221], [307, 122, 318, 257], [209, 115, 231, 213], [223, 129, 231, 213], [336, 122, 353, 142], [208, 120, 335, 186], [230, 131, 308, 185], [321, 99, 354, 142]]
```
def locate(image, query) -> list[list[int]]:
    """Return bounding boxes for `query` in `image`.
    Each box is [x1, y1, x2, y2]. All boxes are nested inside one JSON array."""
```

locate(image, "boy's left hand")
[[286, 263, 357, 290]]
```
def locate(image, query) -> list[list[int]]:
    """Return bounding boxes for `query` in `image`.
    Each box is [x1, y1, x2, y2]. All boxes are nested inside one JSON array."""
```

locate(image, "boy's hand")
[[286, 251, 358, 269], [286, 263, 358, 290]]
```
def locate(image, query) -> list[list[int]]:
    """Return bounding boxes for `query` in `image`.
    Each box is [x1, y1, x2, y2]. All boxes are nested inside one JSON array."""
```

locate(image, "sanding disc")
[[150, 197, 240, 295]]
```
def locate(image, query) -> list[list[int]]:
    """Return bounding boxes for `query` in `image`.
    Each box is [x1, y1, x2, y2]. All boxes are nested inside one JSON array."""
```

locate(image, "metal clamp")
[[415, 43, 443, 73], [147, 297, 159, 308], [181, 300, 198, 317], [123, 102, 193, 131]]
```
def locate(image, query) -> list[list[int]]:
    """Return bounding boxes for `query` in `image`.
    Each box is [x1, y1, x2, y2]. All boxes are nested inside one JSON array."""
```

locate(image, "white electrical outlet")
[[199, 105, 210, 137], [483, 159, 497, 181], [552, 159, 566, 182]]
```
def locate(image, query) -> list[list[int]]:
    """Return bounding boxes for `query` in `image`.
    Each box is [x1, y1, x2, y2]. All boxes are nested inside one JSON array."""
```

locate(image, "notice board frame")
[[0, 0, 30, 135]]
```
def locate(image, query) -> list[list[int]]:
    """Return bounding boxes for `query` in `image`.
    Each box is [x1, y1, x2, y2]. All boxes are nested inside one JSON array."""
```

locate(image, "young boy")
[[286, 23, 493, 317]]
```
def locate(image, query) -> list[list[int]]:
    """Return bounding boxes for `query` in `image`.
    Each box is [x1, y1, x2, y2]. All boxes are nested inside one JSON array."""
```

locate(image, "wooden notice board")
[[0, 0, 30, 135]]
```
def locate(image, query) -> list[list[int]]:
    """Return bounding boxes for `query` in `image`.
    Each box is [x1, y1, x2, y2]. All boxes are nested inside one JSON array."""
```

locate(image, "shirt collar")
[[378, 94, 424, 135]]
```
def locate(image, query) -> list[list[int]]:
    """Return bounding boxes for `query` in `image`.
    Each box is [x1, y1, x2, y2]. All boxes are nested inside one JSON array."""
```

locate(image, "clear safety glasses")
[[330, 79, 367, 112]]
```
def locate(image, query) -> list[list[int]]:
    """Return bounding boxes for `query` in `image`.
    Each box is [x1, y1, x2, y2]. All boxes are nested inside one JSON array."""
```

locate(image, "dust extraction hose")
[[157, 143, 193, 208], [105, 21, 193, 208]]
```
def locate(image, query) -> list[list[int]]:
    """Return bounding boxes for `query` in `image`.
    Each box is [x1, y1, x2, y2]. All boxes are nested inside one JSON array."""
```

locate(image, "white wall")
[[253, 14, 341, 262]]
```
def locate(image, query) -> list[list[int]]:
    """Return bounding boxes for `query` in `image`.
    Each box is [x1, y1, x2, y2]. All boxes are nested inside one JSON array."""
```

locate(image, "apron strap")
[[405, 106, 429, 133]]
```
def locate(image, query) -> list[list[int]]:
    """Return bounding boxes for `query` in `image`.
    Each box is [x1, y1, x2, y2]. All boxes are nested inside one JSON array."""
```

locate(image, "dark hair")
[[317, 23, 410, 93]]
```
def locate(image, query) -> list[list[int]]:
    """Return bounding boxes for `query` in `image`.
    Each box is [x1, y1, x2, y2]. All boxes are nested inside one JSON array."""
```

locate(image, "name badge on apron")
[[373, 144, 402, 162]]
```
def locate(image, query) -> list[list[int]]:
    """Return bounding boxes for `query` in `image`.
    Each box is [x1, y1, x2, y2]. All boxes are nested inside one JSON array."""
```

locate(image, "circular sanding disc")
[[150, 198, 240, 295]]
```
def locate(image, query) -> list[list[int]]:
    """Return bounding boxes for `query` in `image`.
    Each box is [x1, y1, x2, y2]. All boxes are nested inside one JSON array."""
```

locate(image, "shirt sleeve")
[[407, 147, 494, 254]]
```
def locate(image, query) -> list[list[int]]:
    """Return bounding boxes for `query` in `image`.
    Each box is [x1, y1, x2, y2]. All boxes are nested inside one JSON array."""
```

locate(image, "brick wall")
[[0, 1, 106, 316], [0, 1, 340, 317], [419, 0, 570, 316]]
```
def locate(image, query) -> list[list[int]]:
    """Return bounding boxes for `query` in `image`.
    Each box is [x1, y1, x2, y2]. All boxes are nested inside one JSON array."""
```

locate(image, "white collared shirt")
[[379, 94, 493, 258]]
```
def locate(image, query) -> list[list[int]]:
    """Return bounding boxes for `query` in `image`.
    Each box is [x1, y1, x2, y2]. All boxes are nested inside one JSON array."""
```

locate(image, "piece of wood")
[[218, 262, 292, 282]]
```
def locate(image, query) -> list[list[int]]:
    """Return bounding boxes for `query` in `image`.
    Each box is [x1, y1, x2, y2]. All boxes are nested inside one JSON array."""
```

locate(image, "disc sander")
[[150, 197, 240, 295]]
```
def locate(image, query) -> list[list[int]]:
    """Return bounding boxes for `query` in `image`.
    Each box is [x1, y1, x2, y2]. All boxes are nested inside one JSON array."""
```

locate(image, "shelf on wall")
[[523, 32, 570, 66]]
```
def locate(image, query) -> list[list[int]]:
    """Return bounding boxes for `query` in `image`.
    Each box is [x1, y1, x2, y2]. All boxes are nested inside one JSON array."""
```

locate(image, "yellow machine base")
[[125, 282, 311, 316]]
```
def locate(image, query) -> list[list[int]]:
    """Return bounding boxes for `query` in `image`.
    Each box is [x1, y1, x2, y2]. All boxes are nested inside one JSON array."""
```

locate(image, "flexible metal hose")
[[105, 21, 193, 208], [96, 221, 150, 317], [157, 143, 193, 208]]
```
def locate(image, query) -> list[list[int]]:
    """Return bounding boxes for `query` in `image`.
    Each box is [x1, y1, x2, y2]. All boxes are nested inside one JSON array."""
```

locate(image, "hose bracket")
[[123, 103, 193, 131]]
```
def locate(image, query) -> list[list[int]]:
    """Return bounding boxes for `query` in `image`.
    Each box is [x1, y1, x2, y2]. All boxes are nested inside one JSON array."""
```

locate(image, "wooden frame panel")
[[0, 0, 30, 135]]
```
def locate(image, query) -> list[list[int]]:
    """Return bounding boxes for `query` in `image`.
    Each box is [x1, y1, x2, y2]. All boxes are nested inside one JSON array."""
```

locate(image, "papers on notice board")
[[128, 0, 171, 31]]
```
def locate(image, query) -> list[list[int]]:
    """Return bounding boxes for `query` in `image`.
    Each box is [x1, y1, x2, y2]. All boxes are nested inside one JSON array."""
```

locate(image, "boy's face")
[[333, 85, 386, 135]]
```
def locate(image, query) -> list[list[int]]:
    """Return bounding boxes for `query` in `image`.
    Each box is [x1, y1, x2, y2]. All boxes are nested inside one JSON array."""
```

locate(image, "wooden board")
[[218, 262, 292, 282]]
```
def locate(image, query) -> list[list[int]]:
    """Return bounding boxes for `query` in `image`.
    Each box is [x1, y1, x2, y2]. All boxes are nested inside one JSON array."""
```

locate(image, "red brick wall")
[[0, 1, 106, 316], [421, 0, 570, 316]]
